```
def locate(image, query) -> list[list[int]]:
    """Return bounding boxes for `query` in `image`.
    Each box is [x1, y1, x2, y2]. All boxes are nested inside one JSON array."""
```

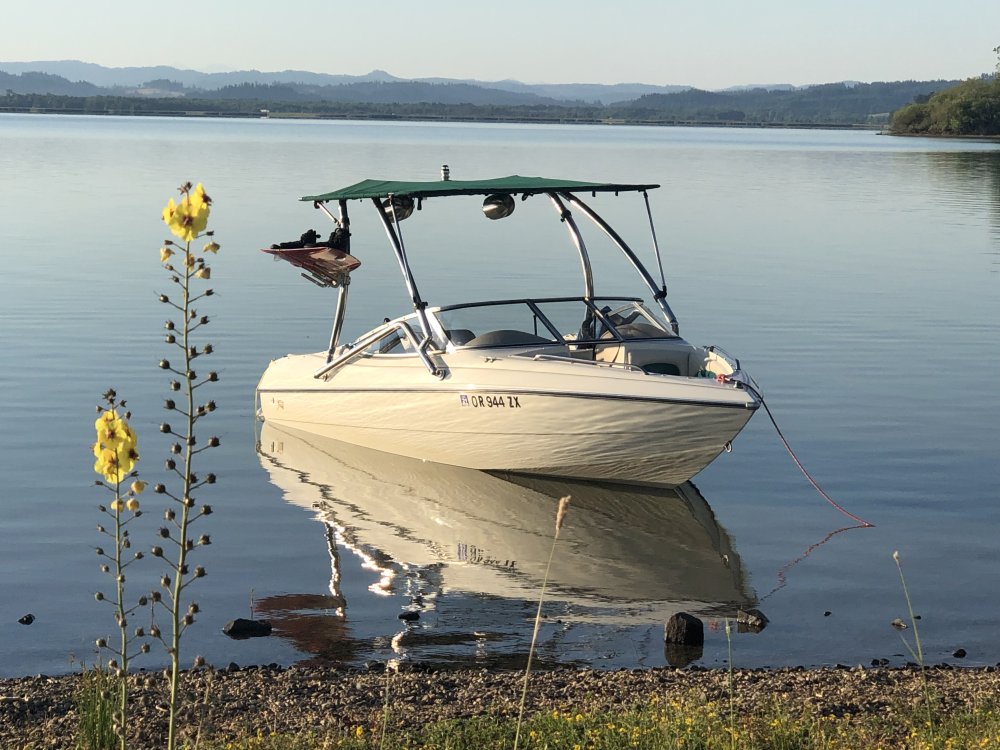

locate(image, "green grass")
[[74, 667, 118, 750], [182, 694, 1000, 750]]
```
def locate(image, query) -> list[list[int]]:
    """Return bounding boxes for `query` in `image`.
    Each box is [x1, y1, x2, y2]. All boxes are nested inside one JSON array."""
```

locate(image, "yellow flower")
[[130, 479, 147, 495], [110, 497, 125, 513], [160, 246, 174, 263], [203, 241, 220, 254], [126, 498, 140, 512], [195, 266, 211, 279], [163, 184, 211, 243]]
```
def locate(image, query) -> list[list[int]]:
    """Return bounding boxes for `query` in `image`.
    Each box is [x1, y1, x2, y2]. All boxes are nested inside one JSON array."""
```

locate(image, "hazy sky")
[[5, 0, 998, 89]]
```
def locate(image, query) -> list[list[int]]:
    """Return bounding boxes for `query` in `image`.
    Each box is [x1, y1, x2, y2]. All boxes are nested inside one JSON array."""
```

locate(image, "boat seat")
[[642, 362, 682, 376], [444, 328, 476, 346], [463, 329, 553, 348]]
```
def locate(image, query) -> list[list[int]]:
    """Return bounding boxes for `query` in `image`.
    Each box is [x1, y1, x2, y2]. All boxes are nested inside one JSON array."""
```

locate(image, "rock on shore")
[[2, 664, 999, 748]]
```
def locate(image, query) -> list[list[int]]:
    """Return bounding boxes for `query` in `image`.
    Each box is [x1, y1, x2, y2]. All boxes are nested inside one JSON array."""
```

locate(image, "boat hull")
[[257, 351, 758, 486]]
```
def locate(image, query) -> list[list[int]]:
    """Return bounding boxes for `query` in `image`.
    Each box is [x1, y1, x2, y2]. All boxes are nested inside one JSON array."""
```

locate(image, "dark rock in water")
[[664, 643, 704, 668], [222, 618, 272, 639], [227, 662, 240, 672], [871, 658, 890, 667], [363, 660, 386, 673], [398, 611, 420, 622], [17, 614, 34, 625], [737, 608, 769, 634], [664, 612, 704, 646], [824, 611, 832, 617], [953, 648, 967, 658]]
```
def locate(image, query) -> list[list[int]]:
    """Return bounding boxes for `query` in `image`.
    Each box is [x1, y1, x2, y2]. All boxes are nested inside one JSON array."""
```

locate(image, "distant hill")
[[613, 80, 959, 124], [0, 60, 686, 104], [0, 60, 972, 127]]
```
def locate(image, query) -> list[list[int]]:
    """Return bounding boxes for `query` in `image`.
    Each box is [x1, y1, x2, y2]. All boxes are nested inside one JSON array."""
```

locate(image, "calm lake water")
[[0, 114, 997, 677]]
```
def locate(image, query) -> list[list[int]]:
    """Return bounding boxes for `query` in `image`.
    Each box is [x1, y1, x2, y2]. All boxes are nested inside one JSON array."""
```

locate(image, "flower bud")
[[170, 380, 180, 392], [201, 504, 213, 516], [154, 484, 166, 494], [140, 643, 150, 654], [96, 638, 107, 648], [203, 344, 214, 355], [165, 459, 176, 471], [170, 443, 181, 454], [206, 401, 217, 412], [208, 437, 220, 448], [159, 359, 170, 369], [183, 614, 194, 625], [186, 435, 196, 447], [138, 596, 148, 606], [194, 566, 206, 578], [198, 534, 211, 546], [135, 627, 144, 637], [130, 480, 146, 495], [160, 575, 171, 588], [208, 372, 219, 382], [134, 551, 144, 560], [204, 289, 214, 297], [158, 527, 170, 538], [95, 592, 104, 601], [165, 320, 175, 331], [160, 423, 171, 433], [165, 334, 176, 344], [100, 564, 109, 573], [151, 545, 163, 557], [158, 294, 170, 303], [188, 602, 200, 614], [199, 316, 209, 325], [205, 474, 216, 484], [187, 370, 197, 381], [95, 547, 104, 555], [150, 593, 161, 604]]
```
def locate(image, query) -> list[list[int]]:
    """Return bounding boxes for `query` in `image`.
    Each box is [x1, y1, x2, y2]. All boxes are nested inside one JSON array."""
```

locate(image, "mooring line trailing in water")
[[732, 378, 875, 528], [760, 524, 868, 602]]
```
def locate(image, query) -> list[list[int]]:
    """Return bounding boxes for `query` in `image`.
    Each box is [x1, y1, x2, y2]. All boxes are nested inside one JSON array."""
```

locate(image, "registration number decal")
[[459, 394, 521, 409]]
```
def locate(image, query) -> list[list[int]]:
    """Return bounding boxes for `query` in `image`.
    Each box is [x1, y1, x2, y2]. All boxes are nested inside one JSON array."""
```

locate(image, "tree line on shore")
[[890, 46, 1000, 136], [1, 78, 956, 127]]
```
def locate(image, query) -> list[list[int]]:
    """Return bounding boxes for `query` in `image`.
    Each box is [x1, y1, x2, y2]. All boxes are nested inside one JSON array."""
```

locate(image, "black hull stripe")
[[258, 386, 760, 411]]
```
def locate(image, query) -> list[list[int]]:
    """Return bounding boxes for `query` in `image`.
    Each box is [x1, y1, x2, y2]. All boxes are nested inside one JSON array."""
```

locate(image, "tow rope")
[[723, 375, 875, 528]]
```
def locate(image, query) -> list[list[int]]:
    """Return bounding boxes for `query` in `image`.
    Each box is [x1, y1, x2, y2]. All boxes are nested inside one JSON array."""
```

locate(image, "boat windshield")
[[433, 297, 677, 349]]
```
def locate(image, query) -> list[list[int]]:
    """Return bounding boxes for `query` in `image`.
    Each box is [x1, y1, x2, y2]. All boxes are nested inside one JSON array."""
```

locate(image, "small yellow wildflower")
[[160, 246, 174, 262], [203, 241, 220, 254], [126, 498, 140, 512], [110, 498, 125, 513], [162, 183, 211, 242], [130, 479, 146, 495]]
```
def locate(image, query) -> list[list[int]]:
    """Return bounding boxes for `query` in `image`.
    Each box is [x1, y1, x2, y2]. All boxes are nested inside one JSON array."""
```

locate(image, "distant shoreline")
[[0, 107, 880, 131]]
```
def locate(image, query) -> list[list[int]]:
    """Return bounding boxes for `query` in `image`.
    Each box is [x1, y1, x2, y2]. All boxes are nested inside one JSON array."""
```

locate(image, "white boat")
[[256, 421, 753, 620], [257, 173, 759, 486]]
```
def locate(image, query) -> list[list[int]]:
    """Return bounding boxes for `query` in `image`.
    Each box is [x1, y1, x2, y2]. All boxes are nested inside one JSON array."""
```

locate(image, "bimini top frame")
[[301, 174, 680, 366]]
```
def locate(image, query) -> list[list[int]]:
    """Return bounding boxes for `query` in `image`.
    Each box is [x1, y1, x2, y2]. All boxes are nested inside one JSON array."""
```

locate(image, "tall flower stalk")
[[153, 182, 220, 750], [92, 389, 149, 750], [513, 495, 570, 750]]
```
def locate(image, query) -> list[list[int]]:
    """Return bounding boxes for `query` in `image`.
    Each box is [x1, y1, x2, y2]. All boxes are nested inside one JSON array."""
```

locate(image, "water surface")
[[0, 115, 997, 676]]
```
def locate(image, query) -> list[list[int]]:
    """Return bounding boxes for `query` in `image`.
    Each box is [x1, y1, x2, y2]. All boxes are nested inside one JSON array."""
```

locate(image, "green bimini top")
[[301, 175, 660, 202]]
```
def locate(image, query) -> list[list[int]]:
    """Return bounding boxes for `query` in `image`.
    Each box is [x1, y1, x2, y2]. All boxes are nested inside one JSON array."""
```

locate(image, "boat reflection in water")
[[256, 422, 755, 669]]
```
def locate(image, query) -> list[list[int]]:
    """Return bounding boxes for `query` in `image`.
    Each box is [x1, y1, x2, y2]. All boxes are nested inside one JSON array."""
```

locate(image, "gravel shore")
[[3, 663, 999, 748]]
